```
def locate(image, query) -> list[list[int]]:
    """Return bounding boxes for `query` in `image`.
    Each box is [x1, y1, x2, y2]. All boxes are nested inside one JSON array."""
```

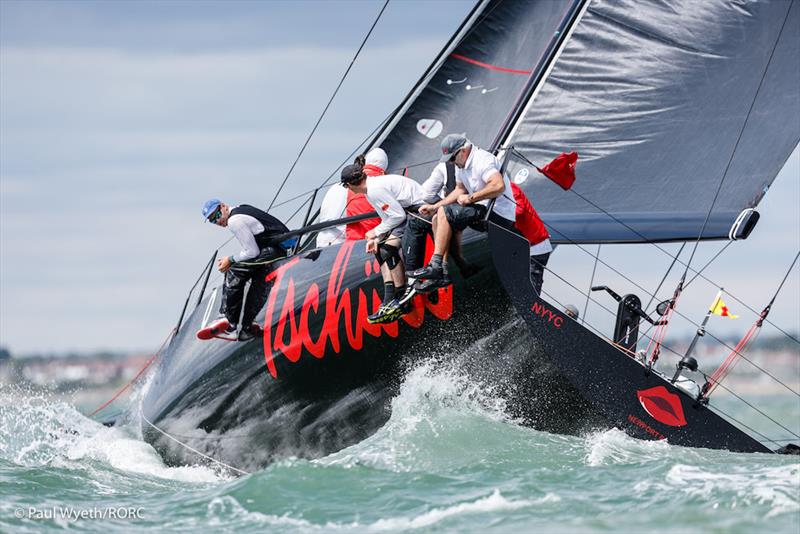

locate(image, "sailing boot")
[[197, 317, 237, 340], [409, 262, 443, 280], [237, 323, 263, 342]]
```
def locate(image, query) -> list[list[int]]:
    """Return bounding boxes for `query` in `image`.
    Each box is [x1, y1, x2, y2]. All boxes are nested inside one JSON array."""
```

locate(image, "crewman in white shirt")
[[403, 161, 480, 292], [200, 199, 289, 341], [340, 162, 426, 324], [410, 133, 518, 282]]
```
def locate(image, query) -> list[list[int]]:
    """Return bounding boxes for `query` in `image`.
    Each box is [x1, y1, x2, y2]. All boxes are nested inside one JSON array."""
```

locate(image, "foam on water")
[[0, 384, 222, 483], [318, 359, 512, 472], [368, 489, 558, 531], [583, 428, 675, 467]]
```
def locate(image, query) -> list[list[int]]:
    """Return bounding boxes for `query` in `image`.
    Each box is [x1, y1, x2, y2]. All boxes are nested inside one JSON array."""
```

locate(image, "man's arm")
[[420, 182, 466, 215], [465, 171, 505, 203]]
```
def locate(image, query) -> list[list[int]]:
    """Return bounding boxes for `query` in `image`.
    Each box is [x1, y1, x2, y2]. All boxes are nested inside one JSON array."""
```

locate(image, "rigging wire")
[[643, 243, 686, 313], [681, 0, 794, 280], [582, 244, 600, 324], [266, 0, 391, 211], [511, 147, 800, 345], [535, 250, 799, 442], [543, 218, 800, 398]]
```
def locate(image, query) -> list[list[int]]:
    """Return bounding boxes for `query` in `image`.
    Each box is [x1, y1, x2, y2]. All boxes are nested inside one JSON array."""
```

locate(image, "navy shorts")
[[443, 204, 488, 232]]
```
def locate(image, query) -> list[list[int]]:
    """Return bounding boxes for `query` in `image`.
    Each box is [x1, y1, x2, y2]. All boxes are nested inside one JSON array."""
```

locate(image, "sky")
[[0, 0, 798, 355]]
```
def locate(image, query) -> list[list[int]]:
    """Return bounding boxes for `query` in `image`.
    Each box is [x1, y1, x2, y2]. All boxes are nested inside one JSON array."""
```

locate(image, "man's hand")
[[366, 238, 378, 254], [457, 193, 472, 206], [419, 204, 437, 216], [218, 256, 233, 273], [365, 229, 376, 240]]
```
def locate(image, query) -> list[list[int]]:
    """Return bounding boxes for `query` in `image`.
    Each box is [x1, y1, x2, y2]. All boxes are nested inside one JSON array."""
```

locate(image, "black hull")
[[141, 234, 603, 471], [487, 223, 772, 454]]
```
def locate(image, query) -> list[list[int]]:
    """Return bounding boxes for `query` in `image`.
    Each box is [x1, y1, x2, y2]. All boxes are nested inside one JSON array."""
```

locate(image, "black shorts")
[[443, 204, 488, 232]]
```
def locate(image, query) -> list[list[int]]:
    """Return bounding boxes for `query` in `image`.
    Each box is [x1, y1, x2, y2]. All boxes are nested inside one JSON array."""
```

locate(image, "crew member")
[[316, 148, 388, 247], [201, 199, 289, 341], [403, 160, 479, 292], [411, 133, 518, 281], [340, 162, 426, 324], [510, 181, 552, 296]]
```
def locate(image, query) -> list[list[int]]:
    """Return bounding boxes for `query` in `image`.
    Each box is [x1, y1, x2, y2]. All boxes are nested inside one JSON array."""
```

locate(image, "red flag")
[[535, 152, 578, 190]]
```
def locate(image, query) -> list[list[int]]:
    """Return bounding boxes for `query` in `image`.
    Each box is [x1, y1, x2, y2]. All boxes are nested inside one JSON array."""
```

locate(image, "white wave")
[[665, 463, 800, 517], [318, 360, 511, 472], [206, 496, 321, 528], [633, 463, 800, 518], [368, 489, 557, 531], [0, 385, 222, 483], [583, 428, 673, 467]]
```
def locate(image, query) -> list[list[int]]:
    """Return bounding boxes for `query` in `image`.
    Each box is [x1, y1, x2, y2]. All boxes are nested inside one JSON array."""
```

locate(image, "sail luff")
[[493, 0, 592, 152]]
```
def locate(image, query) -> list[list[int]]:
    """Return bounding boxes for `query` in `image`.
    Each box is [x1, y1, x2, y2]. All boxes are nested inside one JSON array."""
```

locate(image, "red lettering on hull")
[[262, 242, 453, 378], [531, 301, 564, 328], [627, 414, 667, 440]]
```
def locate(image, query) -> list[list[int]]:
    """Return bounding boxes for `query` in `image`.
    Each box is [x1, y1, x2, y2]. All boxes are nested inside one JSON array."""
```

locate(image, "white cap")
[[365, 147, 388, 171]]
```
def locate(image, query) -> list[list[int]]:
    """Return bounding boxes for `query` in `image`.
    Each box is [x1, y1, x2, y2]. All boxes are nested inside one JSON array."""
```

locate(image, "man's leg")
[[432, 207, 452, 256], [411, 204, 483, 281], [369, 236, 406, 323], [530, 252, 550, 297], [240, 247, 280, 326], [402, 215, 431, 273], [219, 265, 251, 329]]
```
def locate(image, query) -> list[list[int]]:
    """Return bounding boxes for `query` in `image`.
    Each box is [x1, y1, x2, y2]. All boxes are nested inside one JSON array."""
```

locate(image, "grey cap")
[[439, 133, 467, 162]]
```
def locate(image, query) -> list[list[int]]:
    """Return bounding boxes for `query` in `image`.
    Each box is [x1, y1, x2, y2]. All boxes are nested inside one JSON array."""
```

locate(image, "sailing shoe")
[[197, 317, 236, 340], [368, 301, 400, 324], [414, 276, 451, 294], [237, 323, 262, 342], [409, 263, 443, 280]]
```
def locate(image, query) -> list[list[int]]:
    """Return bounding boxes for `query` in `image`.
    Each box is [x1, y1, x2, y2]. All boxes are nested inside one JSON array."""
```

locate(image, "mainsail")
[[374, 0, 800, 244]]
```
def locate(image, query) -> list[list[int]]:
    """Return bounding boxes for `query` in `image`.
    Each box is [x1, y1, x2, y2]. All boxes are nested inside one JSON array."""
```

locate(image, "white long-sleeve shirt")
[[419, 162, 448, 204], [365, 174, 426, 237], [227, 213, 265, 262], [316, 185, 348, 247]]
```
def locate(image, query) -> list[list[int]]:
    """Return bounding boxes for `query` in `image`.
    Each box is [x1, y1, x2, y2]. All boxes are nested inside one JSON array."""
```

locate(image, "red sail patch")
[[636, 386, 687, 427]]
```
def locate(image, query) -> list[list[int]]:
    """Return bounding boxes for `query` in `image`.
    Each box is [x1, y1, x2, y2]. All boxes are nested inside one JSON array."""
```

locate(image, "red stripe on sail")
[[450, 53, 532, 75]]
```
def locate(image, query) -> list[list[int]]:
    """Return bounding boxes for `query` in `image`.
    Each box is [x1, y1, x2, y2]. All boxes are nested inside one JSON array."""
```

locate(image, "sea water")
[[1, 362, 798, 533]]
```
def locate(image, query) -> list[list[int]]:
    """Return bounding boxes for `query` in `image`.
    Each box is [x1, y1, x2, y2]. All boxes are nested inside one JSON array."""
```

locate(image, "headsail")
[[505, 0, 800, 244], [375, 0, 581, 179]]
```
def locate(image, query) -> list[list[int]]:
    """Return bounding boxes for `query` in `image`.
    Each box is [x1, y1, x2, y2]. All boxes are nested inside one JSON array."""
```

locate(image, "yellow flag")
[[709, 293, 739, 319]]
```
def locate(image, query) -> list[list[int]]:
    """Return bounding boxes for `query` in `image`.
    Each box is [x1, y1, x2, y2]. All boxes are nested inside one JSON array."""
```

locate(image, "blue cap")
[[202, 199, 222, 221]]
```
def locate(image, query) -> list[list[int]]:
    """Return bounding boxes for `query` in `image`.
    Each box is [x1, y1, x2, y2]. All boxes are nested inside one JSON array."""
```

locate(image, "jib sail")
[[504, 0, 800, 243]]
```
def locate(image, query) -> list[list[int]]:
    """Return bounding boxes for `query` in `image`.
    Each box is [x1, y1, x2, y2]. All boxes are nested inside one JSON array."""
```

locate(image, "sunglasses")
[[208, 208, 222, 223]]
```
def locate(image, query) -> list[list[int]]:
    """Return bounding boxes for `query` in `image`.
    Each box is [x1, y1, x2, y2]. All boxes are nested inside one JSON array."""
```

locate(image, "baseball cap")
[[440, 133, 467, 162], [340, 163, 365, 185], [202, 199, 222, 221]]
